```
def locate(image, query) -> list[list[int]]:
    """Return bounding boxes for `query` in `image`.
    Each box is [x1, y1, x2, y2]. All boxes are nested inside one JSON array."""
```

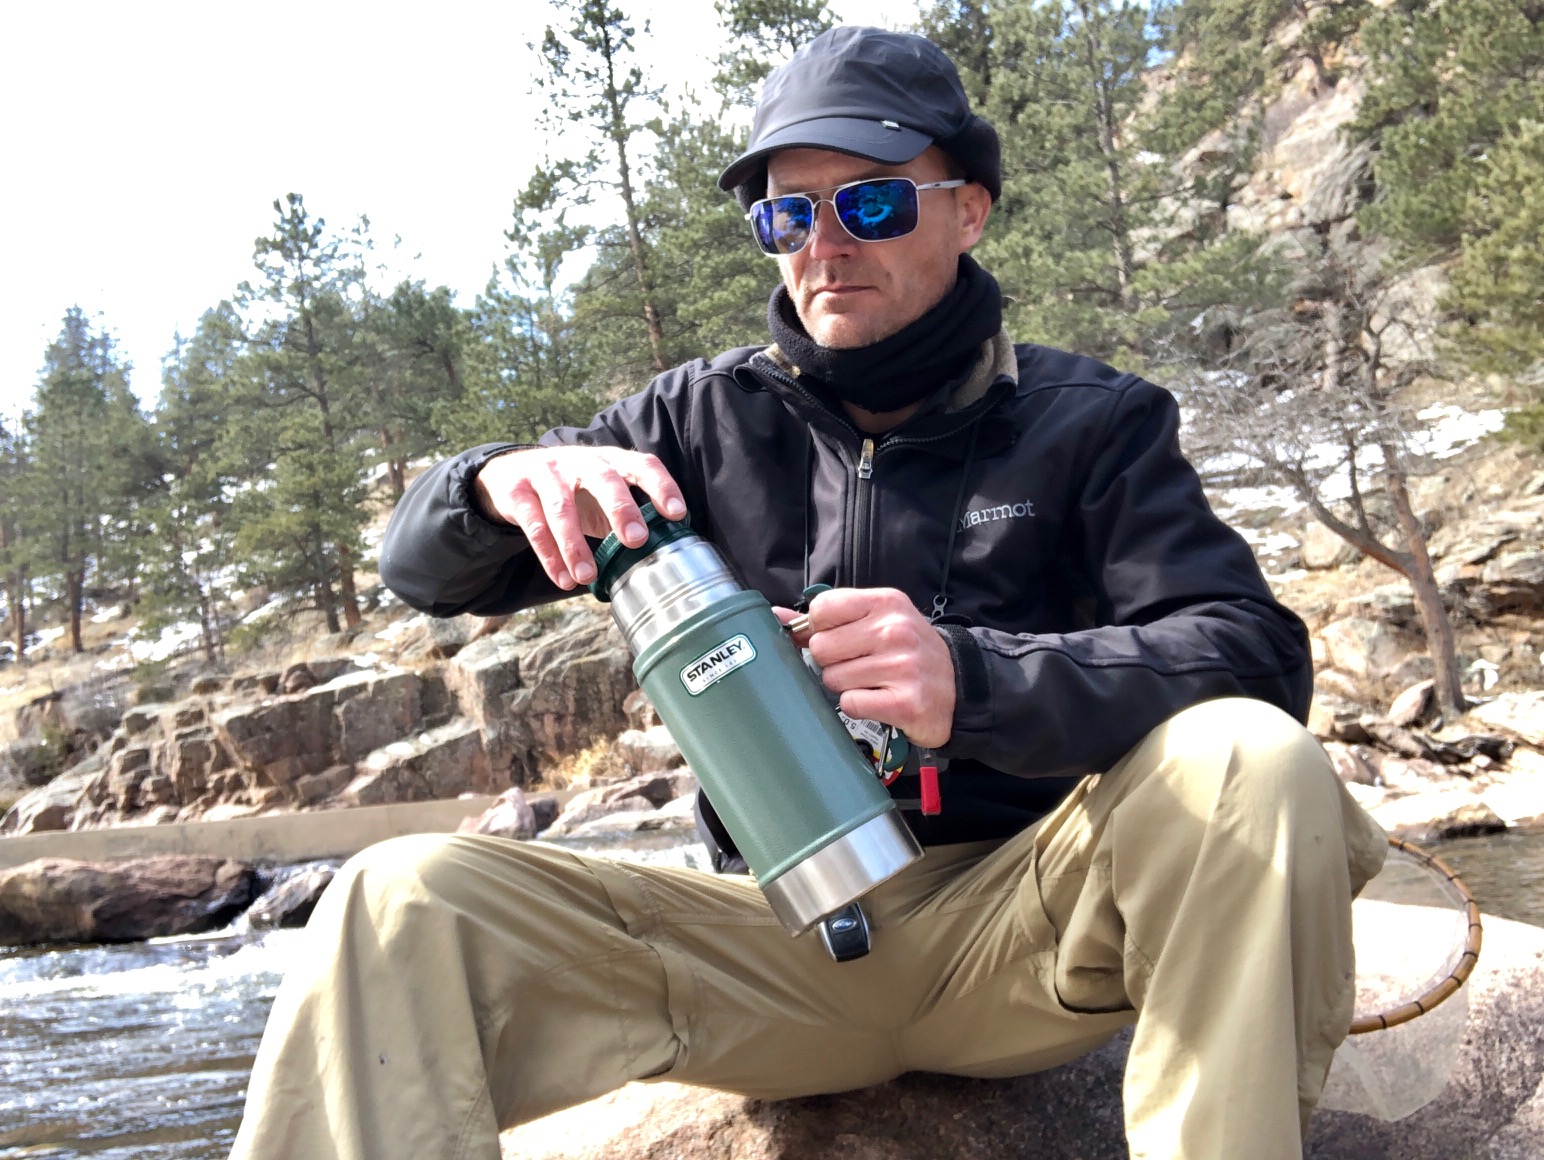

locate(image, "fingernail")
[[624, 521, 646, 543], [665, 499, 686, 518], [574, 562, 596, 584]]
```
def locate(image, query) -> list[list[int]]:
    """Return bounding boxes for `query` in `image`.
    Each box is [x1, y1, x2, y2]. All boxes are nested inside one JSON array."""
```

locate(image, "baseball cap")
[[718, 26, 1002, 208]]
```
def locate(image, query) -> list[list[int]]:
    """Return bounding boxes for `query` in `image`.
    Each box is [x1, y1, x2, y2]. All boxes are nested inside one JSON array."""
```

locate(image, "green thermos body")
[[591, 508, 923, 935]]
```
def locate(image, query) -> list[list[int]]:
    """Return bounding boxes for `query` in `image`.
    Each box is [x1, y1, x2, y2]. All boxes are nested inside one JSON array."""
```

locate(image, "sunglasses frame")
[[746, 177, 968, 256]]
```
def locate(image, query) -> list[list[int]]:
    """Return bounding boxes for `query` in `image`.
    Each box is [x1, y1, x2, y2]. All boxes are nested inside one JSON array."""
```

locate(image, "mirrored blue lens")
[[834, 179, 918, 240], [752, 197, 814, 255]]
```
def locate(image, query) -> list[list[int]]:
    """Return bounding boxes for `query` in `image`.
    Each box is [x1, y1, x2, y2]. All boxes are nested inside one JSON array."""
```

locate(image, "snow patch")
[[375, 614, 428, 642], [127, 622, 203, 663], [90, 606, 125, 624]]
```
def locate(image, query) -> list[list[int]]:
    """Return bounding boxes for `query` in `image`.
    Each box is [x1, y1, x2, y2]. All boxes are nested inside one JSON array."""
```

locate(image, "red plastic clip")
[[919, 763, 941, 815]]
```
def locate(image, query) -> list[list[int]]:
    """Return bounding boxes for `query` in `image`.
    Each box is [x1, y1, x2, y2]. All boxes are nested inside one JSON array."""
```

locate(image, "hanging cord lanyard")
[[916, 421, 982, 814]]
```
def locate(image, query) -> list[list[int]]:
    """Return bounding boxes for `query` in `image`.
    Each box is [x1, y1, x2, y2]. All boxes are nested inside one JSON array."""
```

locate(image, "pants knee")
[[1155, 697, 1341, 821]]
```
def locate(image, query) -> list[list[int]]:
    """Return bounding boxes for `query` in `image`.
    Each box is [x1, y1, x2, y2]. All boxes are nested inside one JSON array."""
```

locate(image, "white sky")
[[0, 0, 902, 421]]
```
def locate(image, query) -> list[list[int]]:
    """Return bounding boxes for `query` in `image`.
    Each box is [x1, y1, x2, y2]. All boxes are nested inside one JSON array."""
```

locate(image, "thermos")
[[590, 504, 923, 935]]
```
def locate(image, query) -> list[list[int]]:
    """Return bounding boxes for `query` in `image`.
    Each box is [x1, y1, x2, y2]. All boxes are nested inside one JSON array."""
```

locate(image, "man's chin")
[[806, 315, 888, 351]]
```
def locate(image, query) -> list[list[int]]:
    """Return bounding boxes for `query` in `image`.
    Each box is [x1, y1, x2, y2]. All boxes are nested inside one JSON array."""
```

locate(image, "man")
[[231, 27, 1386, 1160]]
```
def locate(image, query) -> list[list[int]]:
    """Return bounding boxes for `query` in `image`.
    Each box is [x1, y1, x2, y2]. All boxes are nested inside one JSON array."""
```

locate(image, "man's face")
[[764, 145, 991, 350]]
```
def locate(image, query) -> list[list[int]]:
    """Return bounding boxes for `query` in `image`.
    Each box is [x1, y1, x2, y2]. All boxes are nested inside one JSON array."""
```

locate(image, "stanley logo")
[[680, 634, 756, 696]]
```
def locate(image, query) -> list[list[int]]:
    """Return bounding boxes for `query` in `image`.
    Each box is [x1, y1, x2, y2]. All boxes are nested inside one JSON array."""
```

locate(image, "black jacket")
[[380, 339, 1312, 850]]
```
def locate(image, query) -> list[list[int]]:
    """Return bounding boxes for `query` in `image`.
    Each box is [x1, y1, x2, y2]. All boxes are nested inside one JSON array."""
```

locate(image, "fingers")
[[799, 587, 956, 748], [473, 446, 688, 590]]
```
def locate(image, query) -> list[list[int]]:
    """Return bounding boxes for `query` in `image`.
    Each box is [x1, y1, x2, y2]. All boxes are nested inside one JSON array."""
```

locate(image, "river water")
[[2, 830, 1540, 1159]]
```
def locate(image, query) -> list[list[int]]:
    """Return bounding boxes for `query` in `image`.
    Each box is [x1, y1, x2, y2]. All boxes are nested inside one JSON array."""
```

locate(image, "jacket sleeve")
[[935, 379, 1313, 780], [378, 367, 699, 617]]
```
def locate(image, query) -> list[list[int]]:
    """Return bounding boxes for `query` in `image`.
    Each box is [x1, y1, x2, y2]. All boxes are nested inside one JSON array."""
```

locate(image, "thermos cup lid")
[[588, 502, 697, 602]]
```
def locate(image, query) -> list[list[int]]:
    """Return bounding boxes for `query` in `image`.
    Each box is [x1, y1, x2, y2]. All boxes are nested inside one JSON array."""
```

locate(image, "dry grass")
[[536, 738, 618, 793]]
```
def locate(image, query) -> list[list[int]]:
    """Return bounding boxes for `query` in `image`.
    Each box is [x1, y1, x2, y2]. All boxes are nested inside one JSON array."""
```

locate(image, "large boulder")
[[458, 786, 540, 841], [0, 761, 98, 835], [449, 606, 635, 785], [0, 855, 256, 946], [1318, 617, 1411, 679], [342, 721, 493, 806], [500, 917, 1544, 1159], [243, 864, 336, 930]]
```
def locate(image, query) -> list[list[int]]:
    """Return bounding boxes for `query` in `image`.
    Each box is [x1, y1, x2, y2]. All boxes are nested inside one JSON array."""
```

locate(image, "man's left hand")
[[779, 588, 956, 749]]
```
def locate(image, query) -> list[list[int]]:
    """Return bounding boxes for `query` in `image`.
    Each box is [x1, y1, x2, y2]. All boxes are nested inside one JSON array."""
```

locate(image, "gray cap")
[[718, 27, 1001, 207]]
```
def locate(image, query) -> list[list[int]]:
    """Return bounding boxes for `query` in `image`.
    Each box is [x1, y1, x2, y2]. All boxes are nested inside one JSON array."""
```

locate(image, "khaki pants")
[[230, 697, 1387, 1160]]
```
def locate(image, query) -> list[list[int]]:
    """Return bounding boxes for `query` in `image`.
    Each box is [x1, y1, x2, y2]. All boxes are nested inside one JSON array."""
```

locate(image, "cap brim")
[[718, 116, 933, 192]]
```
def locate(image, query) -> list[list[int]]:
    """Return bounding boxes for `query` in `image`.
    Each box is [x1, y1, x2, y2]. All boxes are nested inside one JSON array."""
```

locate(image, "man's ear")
[[956, 183, 992, 252]]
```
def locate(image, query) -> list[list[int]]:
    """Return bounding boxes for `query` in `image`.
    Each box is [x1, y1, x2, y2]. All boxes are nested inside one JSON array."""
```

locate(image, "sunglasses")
[[746, 177, 968, 256]]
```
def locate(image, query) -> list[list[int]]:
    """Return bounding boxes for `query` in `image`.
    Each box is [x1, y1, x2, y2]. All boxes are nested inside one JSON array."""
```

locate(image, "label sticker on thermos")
[[680, 634, 756, 695]]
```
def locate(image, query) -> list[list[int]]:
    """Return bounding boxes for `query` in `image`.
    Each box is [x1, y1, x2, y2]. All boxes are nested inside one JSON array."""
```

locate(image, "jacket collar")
[[738, 327, 1022, 459]]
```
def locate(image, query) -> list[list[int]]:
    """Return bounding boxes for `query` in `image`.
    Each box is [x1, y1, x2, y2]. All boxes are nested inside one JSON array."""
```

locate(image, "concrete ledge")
[[0, 797, 504, 870]]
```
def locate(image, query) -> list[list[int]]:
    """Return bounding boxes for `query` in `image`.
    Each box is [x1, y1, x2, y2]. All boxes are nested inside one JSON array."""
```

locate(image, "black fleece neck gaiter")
[[767, 254, 1003, 413]]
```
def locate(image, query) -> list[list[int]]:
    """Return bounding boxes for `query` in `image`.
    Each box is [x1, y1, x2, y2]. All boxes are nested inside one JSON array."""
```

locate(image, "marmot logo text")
[[958, 501, 1035, 531]]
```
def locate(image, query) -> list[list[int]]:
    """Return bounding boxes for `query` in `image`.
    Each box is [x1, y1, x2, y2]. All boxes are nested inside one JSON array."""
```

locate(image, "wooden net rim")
[[1347, 836, 1484, 1036]]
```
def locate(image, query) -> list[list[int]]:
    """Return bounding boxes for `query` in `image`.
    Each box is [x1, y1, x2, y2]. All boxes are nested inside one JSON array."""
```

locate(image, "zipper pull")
[[857, 438, 875, 480], [919, 750, 942, 816]]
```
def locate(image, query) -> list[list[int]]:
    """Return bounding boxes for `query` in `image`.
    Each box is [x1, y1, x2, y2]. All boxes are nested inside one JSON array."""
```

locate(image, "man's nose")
[[804, 199, 857, 260]]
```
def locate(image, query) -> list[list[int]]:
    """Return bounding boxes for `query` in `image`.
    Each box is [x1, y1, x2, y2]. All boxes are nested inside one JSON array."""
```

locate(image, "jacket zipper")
[[747, 353, 997, 587], [853, 437, 875, 585]]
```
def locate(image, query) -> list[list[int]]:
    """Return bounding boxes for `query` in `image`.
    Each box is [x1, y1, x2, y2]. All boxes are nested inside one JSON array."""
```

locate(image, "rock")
[[189, 674, 226, 696], [1481, 750, 1544, 825], [541, 769, 698, 837], [0, 766, 90, 834], [1314, 670, 1364, 701], [1319, 618, 1408, 679], [232, 671, 281, 695], [1366, 788, 1508, 841], [0, 855, 256, 946], [622, 689, 662, 731], [280, 664, 319, 695], [541, 793, 658, 838], [244, 864, 335, 929], [476, 607, 636, 786], [1332, 584, 1418, 628], [1301, 521, 1360, 569], [458, 787, 539, 840], [560, 794, 698, 840], [529, 794, 562, 834], [500, 915, 1544, 1160], [343, 721, 493, 806], [1467, 692, 1544, 748], [159, 728, 232, 803], [1359, 718, 1439, 762], [1388, 680, 1436, 728], [332, 670, 423, 762], [1308, 693, 1372, 743], [613, 726, 684, 775], [425, 615, 480, 658], [293, 764, 354, 806], [1322, 742, 1381, 786]]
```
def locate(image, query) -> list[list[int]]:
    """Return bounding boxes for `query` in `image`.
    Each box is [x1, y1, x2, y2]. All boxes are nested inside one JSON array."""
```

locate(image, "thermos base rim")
[[760, 810, 924, 935]]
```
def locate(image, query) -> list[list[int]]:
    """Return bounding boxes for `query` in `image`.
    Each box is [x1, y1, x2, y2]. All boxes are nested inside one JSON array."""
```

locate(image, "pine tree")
[[446, 214, 601, 446], [712, 0, 835, 103], [358, 280, 467, 498], [0, 414, 29, 662], [235, 193, 371, 632], [140, 305, 247, 665], [528, 0, 671, 376], [24, 308, 151, 652]]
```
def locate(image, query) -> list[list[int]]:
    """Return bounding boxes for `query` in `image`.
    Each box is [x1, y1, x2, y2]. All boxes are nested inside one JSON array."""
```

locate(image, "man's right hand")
[[473, 446, 688, 590]]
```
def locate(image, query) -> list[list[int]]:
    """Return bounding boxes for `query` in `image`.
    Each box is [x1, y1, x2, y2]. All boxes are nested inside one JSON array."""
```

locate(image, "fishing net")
[[1318, 838, 1483, 1121]]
